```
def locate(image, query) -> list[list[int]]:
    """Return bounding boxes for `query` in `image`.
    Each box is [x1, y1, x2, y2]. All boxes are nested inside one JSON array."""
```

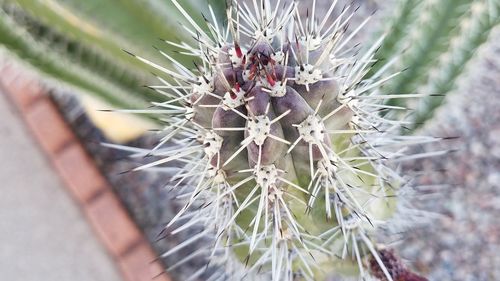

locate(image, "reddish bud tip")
[[235, 43, 243, 58], [266, 73, 276, 87], [248, 64, 258, 80]]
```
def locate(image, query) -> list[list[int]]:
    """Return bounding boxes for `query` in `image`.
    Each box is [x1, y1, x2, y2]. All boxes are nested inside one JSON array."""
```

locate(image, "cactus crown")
[[122, 1, 437, 280]]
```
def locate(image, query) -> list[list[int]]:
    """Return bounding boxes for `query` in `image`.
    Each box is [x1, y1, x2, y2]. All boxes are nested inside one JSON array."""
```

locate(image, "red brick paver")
[[0, 64, 43, 110], [25, 98, 75, 155], [119, 242, 170, 281], [53, 142, 107, 203], [85, 190, 142, 257]]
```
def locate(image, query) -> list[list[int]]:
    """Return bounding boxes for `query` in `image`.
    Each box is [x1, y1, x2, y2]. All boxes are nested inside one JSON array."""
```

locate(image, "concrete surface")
[[0, 91, 122, 281]]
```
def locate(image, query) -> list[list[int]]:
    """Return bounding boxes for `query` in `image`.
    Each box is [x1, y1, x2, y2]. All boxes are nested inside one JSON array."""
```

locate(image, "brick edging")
[[0, 63, 171, 281]]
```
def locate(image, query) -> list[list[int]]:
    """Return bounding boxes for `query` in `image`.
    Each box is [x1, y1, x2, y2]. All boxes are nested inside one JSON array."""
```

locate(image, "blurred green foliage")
[[0, 0, 225, 109]]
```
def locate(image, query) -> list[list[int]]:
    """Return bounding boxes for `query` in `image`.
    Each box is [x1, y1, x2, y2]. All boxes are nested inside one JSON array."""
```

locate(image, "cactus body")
[[124, 1, 435, 280]]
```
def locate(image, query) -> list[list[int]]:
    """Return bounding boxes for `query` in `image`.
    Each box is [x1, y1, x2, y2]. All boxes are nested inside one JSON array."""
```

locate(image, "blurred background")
[[0, 0, 499, 280]]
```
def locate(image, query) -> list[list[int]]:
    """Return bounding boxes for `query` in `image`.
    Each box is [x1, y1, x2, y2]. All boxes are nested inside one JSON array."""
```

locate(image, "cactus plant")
[[118, 1, 438, 280], [368, 0, 500, 130]]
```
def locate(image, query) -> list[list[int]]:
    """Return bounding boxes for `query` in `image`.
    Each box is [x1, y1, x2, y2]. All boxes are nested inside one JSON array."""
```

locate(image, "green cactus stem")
[[368, 0, 500, 131]]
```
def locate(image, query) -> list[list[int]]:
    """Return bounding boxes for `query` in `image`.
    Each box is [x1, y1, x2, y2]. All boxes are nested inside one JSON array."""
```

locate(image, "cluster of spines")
[[114, 1, 441, 280]]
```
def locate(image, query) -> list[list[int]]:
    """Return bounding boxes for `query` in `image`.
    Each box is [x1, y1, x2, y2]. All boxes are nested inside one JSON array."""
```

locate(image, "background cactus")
[[368, 0, 500, 130], [118, 1, 437, 280]]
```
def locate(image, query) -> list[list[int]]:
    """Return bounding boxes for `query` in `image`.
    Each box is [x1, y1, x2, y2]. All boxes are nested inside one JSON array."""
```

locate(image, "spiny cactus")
[[119, 1, 437, 280], [370, 0, 500, 131]]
